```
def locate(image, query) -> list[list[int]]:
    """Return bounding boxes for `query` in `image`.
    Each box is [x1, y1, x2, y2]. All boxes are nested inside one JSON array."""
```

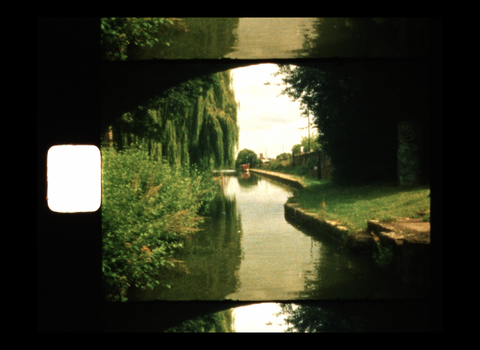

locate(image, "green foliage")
[[108, 70, 238, 170], [300, 134, 321, 152], [292, 134, 320, 156], [235, 149, 257, 168], [101, 144, 217, 301], [276, 303, 364, 332], [296, 18, 429, 59], [292, 144, 302, 155], [276, 152, 292, 161], [267, 159, 283, 171], [130, 18, 239, 60], [101, 17, 187, 61], [275, 63, 417, 185], [275, 301, 425, 332], [296, 158, 318, 176], [272, 158, 315, 177]]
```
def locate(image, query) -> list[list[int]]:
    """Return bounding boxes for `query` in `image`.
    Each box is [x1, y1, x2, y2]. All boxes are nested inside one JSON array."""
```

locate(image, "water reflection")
[[129, 191, 243, 301], [296, 18, 428, 58], [124, 18, 428, 60], [129, 18, 239, 60], [223, 18, 319, 59], [289, 220, 428, 300], [129, 173, 426, 302], [161, 301, 430, 332]]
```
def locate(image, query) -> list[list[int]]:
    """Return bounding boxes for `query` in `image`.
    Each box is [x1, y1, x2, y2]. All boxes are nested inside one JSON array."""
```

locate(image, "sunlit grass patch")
[[287, 179, 430, 233]]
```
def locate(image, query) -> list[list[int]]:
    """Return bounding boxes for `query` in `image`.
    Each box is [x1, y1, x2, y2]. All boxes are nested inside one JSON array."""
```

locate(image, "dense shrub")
[[101, 144, 217, 301]]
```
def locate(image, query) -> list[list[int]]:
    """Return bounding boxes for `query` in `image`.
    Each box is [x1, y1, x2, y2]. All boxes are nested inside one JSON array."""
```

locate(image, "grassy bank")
[[286, 178, 430, 234], [261, 162, 430, 234], [259, 161, 319, 187]]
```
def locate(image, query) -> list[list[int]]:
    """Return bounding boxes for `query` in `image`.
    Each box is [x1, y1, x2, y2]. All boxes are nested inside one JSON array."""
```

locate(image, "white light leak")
[[47, 145, 101, 213], [233, 303, 290, 332]]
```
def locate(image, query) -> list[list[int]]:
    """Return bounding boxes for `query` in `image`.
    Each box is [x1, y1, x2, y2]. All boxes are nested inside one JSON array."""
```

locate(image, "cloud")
[[232, 64, 308, 158]]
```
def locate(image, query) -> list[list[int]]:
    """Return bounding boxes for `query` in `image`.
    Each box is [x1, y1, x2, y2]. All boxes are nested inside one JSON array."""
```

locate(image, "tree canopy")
[[291, 144, 302, 155], [235, 149, 257, 168], [300, 134, 321, 152], [105, 70, 239, 170], [276, 152, 292, 161], [275, 63, 428, 185]]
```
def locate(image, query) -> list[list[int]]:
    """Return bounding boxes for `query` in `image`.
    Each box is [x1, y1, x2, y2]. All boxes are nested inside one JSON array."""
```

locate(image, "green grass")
[[286, 178, 430, 234], [260, 162, 430, 234], [261, 161, 318, 186]]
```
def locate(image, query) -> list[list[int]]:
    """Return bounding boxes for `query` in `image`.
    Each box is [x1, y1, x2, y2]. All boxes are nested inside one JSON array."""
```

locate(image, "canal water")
[[127, 18, 427, 60], [129, 172, 425, 301]]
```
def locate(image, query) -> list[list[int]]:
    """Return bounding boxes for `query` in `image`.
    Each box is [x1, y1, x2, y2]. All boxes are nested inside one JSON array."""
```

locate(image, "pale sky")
[[232, 64, 311, 160]]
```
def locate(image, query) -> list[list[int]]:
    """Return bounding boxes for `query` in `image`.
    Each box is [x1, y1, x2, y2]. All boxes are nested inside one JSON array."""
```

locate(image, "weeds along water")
[[101, 144, 218, 301]]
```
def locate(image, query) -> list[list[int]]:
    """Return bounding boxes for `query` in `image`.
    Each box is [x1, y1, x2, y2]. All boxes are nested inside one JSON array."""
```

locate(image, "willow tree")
[[107, 70, 239, 169]]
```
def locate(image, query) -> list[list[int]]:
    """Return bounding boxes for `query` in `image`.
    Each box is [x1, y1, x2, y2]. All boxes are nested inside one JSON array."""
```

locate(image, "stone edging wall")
[[285, 202, 430, 288], [284, 203, 376, 252], [249, 169, 305, 190], [249, 169, 428, 288]]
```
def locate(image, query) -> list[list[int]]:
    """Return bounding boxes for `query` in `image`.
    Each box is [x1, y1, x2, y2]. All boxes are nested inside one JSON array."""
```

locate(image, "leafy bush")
[[101, 144, 217, 301], [268, 159, 283, 171]]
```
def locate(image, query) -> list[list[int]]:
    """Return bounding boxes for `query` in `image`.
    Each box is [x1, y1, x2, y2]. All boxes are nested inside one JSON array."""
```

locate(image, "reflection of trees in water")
[[236, 173, 259, 188], [216, 173, 232, 195], [163, 191, 243, 300], [276, 301, 429, 332], [296, 243, 423, 300], [295, 18, 428, 58], [129, 190, 243, 300], [128, 18, 428, 60], [130, 18, 239, 60], [285, 220, 425, 300], [181, 192, 243, 299]]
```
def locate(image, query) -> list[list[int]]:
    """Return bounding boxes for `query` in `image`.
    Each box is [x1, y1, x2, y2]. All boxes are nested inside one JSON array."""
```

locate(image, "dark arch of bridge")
[[101, 59, 364, 134], [101, 300, 348, 332]]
